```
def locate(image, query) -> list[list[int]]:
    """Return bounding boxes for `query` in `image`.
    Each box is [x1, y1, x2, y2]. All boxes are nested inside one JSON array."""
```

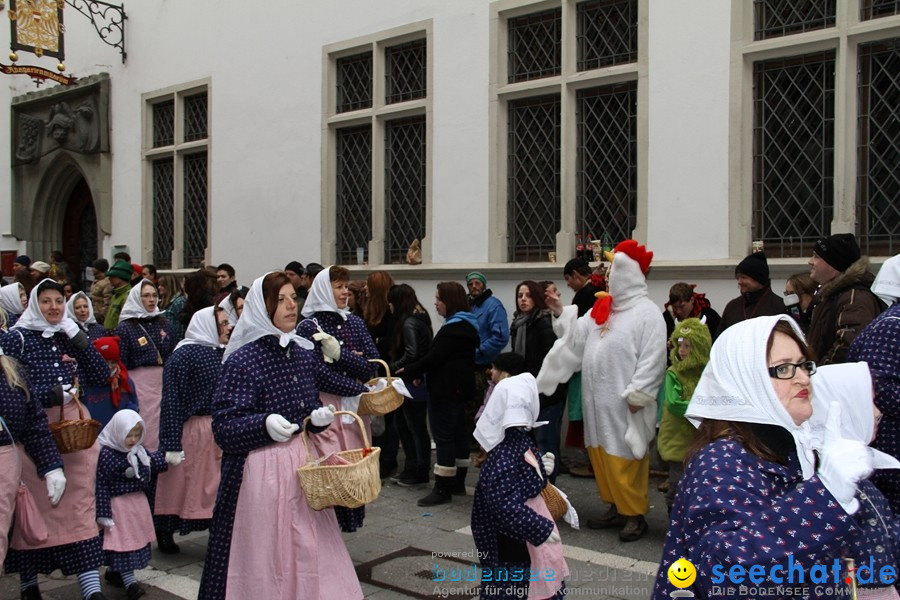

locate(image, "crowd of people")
[[0, 235, 896, 599]]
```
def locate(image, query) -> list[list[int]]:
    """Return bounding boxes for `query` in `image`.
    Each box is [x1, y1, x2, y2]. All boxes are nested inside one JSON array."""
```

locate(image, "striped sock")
[[121, 570, 138, 587], [19, 575, 38, 591], [77, 570, 102, 599]]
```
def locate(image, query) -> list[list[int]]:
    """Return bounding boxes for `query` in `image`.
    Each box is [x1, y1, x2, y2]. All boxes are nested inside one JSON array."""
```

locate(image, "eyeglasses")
[[767, 360, 817, 380]]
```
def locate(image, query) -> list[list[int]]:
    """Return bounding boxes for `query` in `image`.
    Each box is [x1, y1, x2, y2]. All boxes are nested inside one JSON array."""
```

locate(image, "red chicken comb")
[[613, 239, 653, 274]]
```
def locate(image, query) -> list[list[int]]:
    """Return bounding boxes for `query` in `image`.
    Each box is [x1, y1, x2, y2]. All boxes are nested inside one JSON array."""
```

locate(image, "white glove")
[[541, 529, 561, 545], [817, 402, 874, 514], [310, 404, 336, 427], [165, 451, 185, 466], [44, 468, 66, 506], [541, 452, 555, 476], [265, 413, 299, 443], [312, 331, 341, 363], [61, 318, 81, 339], [61, 384, 76, 404], [97, 517, 115, 529]]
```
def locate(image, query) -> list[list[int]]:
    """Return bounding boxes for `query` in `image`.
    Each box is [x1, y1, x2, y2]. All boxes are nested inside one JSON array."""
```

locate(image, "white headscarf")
[[0, 283, 25, 316], [300, 266, 349, 320], [65, 291, 97, 325], [13, 278, 80, 338], [872, 253, 900, 306], [97, 409, 151, 479], [811, 362, 900, 470], [686, 315, 816, 478], [118, 280, 161, 321], [474, 373, 547, 453], [218, 294, 239, 326], [175, 306, 222, 351], [223, 272, 314, 361]]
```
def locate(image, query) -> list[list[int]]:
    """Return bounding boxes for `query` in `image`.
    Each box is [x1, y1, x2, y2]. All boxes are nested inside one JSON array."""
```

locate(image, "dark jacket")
[[388, 310, 432, 381], [402, 318, 479, 404], [572, 282, 602, 317], [714, 286, 785, 339], [510, 309, 566, 408], [807, 257, 884, 365]]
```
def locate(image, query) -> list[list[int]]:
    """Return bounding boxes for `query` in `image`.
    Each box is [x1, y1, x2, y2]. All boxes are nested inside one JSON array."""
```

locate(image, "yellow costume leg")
[[586, 446, 649, 516]]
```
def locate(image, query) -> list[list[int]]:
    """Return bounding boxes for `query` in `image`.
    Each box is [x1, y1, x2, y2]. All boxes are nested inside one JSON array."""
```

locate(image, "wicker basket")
[[297, 411, 382, 510], [48, 393, 101, 454], [358, 359, 404, 416], [541, 483, 567, 521]]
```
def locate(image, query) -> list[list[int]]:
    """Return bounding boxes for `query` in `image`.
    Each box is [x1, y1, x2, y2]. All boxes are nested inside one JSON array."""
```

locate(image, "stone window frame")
[[141, 78, 212, 270], [322, 21, 433, 266]]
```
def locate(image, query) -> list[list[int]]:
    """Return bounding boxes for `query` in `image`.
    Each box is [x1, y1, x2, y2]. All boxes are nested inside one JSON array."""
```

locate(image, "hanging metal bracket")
[[64, 0, 127, 63]]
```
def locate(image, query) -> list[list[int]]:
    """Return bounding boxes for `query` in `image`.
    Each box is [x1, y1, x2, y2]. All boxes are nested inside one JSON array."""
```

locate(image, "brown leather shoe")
[[586, 505, 624, 529], [618, 516, 648, 542]]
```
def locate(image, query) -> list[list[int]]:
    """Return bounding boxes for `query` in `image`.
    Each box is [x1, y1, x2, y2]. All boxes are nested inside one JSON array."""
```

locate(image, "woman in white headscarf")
[[152, 306, 229, 555], [114, 279, 175, 452], [66, 291, 107, 341], [1, 279, 110, 600], [813, 363, 900, 599], [0, 281, 28, 331], [652, 316, 875, 600], [198, 271, 368, 600]]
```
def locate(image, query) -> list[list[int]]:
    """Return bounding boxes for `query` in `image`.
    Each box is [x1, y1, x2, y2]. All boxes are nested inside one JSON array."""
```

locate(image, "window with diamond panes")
[[384, 117, 426, 264], [507, 95, 560, 262], [508, 9, 561, 83], [337, 52, 373, 113], [152, 158, 175, 269], [184, 93, 208, 142], [753, 0, 836, 40], [576, 83, 637, 247], [183, 152, 208, 269], [336, 126, 373, 265], [152, 100, 174, 148], [752, 52, 835, 258], [577, 0, 638, 71], [857, 39, 900, 256], [862, 0, 900, 20], [386, 39, 426, 104]]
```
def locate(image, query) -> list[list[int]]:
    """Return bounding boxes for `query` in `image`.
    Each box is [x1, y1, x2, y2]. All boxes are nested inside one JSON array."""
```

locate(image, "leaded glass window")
[[857, 39, 900, 256], [577, 0, 638, 71], [385, 117, 426, 264], [753, 52, 835, 258], [183, 152, 208, 269], [152, 158, 174, 269], [152, 100, 174, 148], [754, 0, 836, 40], [508, 95, 560, 262], [576, 82, 637, 247], [337, 52, 373, 113], [336, 126, 373, 265], [386, 39, 426, 104], [508, 9, 561, 83], [861, 0, 900, 20], [184, 92, 208, 142]]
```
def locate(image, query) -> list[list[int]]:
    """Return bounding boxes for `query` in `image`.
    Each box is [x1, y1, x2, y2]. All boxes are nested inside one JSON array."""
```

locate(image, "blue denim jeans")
[[534, 402, 564, 484]]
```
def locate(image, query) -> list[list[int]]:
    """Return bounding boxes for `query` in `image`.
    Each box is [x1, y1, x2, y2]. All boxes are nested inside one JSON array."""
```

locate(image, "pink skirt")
[[225, 434, 363, 600], [11, 403, 100, 550], [859, 588, 900, 600], [154, 415, 221, 519], [103, 492, 155, 552], [308, 393, 372, 457], [130, 366, 163, 452], [525, 494, 568, 600], [0, 444, 20, 564]]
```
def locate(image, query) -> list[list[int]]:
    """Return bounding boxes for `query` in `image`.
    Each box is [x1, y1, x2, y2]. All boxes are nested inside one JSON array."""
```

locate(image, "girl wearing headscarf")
[[95, 410, 169, 600], [153, 306, 228, 555], [813, 362, 900, 599], [198, 272, 367, 600], [114, 279, 175, 452], [0, 281, 28, 330], [472, 363, 567, 600], [1, 279, 110, 600], [67, 291, 107, 342], [849, 252, 900, 515], [652, 316, 874, 600], [80, 336, 139, 428], [296, 265, 379, 532]]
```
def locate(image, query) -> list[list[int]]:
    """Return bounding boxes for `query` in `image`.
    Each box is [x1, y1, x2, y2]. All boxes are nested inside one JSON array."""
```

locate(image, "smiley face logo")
[[667, 557, 697, 589]]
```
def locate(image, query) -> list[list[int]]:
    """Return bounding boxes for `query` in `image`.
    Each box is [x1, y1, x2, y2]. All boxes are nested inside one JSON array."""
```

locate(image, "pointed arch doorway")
[[61, 178, 98, 288]]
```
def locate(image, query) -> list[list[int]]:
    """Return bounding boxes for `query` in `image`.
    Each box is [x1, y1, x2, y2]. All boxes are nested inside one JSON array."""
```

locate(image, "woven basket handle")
[[368, 358, 392, 379], [57, 377, 84, 423], [300, 410, 371, 456]]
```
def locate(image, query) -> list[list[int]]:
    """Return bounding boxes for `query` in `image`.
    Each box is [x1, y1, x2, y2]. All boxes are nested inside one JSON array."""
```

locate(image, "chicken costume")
[[537, 240, 666, 517]]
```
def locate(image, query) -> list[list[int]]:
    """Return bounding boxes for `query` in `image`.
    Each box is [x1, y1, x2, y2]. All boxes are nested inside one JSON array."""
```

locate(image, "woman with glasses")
[[652, 316, 875, 600]]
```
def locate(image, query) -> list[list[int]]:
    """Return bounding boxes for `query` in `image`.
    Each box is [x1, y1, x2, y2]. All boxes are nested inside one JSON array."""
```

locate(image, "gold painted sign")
[[8, 0, 65, 60]]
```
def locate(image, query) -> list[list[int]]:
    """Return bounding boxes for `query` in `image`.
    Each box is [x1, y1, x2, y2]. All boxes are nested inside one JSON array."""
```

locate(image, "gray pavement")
[[1, 460, 667, 599]]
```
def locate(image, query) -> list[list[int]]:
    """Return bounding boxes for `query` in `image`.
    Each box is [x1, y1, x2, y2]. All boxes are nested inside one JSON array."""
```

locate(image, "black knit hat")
[[14, 255, 31, 268], [814, 233, 860, 272], [735, 251, 769, 285], [284, 261, 304, 276], [491, 352, 528, 377]]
